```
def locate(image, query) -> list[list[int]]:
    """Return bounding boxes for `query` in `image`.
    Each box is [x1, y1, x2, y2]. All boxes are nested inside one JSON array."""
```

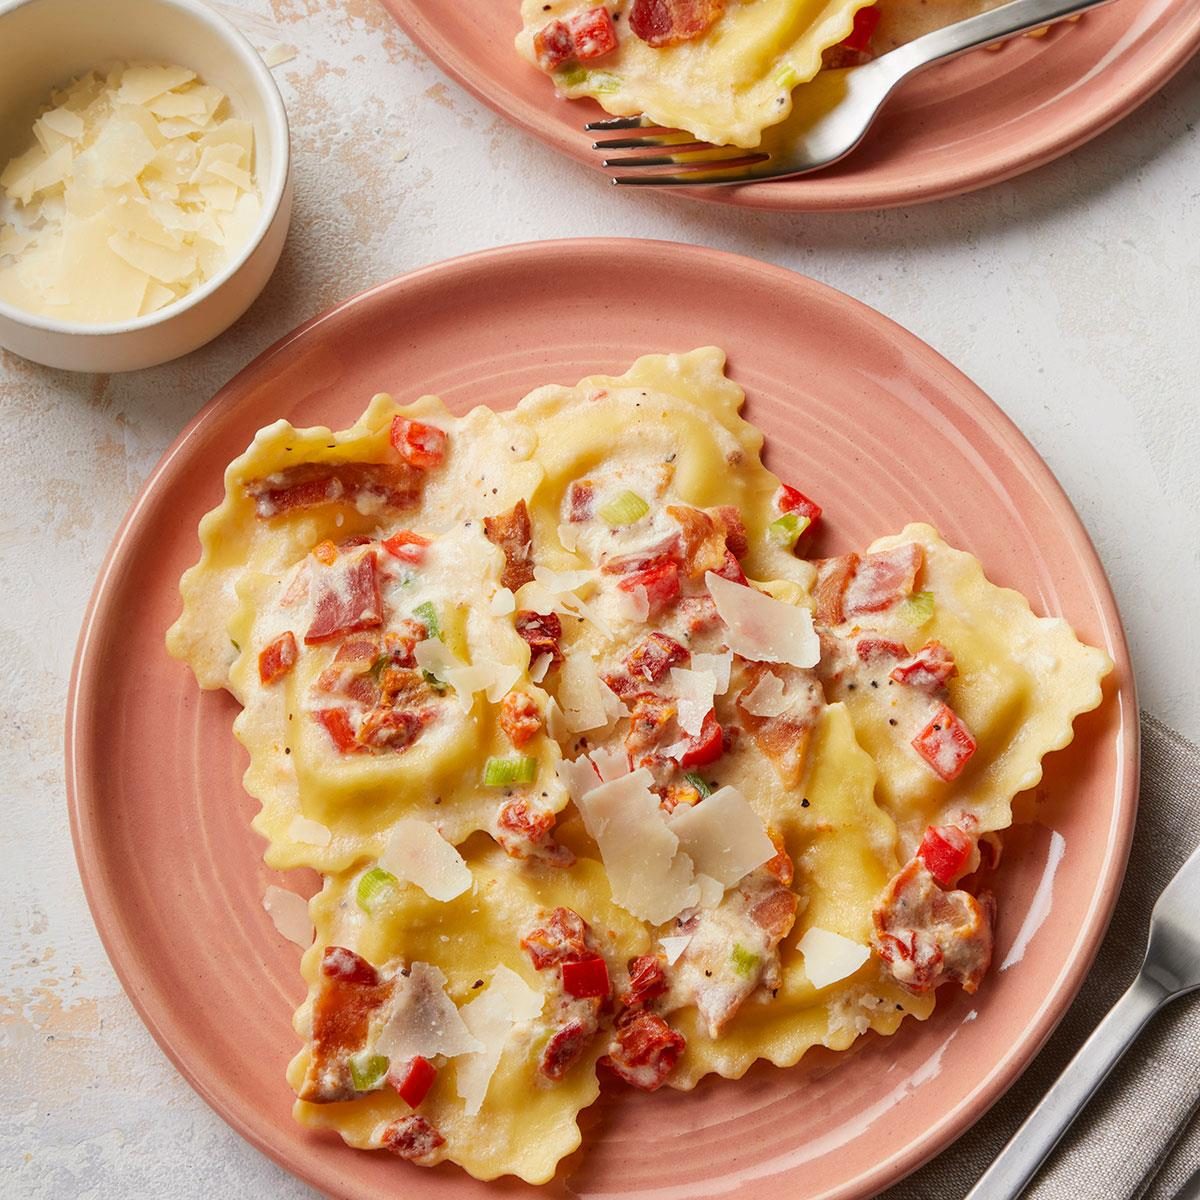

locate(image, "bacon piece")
[[540, 1018, 594, 1080], [245, 462, 420, 519], [872, 859, 994, 994], [298, 947, 393, 1101], [258, 631, 298, 684], [813, 554, 858, 625], [713, 506, 749, 558], [629, 0, 726, 47], [668, 505, 730, 578], [389, 418, 447, 469], [917, 825, 978, 888], [844, 544, 923, 618], [749, 880, 799, 941], [567, 481, 595, 522], [356, 706, 433, 752], [496, 798, 575, 866], [305, 551, 383, 645], [514, 610, 563, 664], [891, 641, 957, 692], [618, 560, 681, 617], [533, 18, 574, 71], [625, 631, 690, 684], [678, 595, 721, 636], [483, 499, 535, 592], [912, 704, 976, 782], [521, 907, 594, 970], [856, 637, 908, 665], [500, 691, 543, 749], [762, 829, 795, 887], [601, 1012, 685, 1091], [735, 663, 822, 788], [622, 955, 668, 1008], [378, 665, 430, 709], [380, 1115, 446, 1164]]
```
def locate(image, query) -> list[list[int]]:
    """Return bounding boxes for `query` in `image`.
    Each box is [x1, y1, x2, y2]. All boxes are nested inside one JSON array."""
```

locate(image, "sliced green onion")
[[588, 72, 622, 94], [598, 490, 649, 527], [348, 1050, 389, 1092], [422, 669, 448, 693], [483, 755, 538, 787], [413, 600, 441, 639], [230, 639, 241, 652], [557, 67, 588, 88], [774, 62, 801, 89], [356, 867, 398, 914], [731, 943, 761, 979], [683, 772, 713, 799], [766, 513, 811, 550], [901, 591, 935, 627]]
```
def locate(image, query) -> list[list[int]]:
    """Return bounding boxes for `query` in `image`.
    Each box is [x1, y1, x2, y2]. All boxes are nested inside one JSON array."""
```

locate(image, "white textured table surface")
[[2, 2, 1198, 1196]]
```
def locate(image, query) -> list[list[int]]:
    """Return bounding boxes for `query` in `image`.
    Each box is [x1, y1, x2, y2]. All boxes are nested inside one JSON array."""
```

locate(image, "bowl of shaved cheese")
[[0, 0, 291, 372]]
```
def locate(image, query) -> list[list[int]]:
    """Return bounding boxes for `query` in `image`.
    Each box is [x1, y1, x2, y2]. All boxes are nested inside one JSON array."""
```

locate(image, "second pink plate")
[[67, 239, 1136, 1199], [384, 0, 1200, 210]]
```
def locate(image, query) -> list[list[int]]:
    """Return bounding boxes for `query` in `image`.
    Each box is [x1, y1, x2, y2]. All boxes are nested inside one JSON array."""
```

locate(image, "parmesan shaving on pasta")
[[705, 572, 820, 668], [261, 885, 312, 947], [667, 787, 776, 887], [375, 962, 482, 1062], [379, 819, 473, 902], [456, 965, 543, 1116], [797, 928, 871, 989]]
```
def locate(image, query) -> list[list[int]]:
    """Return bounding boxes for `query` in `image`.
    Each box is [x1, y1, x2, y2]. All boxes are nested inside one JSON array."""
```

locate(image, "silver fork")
[[964, 840, 1200, 1199], [589, 0, 1116, 187]]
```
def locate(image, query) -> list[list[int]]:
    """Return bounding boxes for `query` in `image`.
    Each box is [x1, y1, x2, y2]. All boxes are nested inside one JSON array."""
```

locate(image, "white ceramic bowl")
[[0, 0, 292, 372]]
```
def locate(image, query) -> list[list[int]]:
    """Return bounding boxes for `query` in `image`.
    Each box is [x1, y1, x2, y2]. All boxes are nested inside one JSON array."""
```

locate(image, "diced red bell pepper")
[[390, 1055, 437, 1108], [777, 484, 822, 525], [561, 954, 611, 999], [305, 551, 383, 645], [618, 560, 681, 617], [258, 631, 298, 684], [314, 707, 359, 753], [570, 6, 618, 59], [841, 4, 881, 52], [382, 529, 431, 564], [917, 824, 976, 887], [891, 641, 957, 692], [390, 417, 447, 469], [533, 18, 575, 71], [625, 632, 690, 683], [856, 637, 908, 665], [679, 711, 723, 768], [912, 704, 976, 782]]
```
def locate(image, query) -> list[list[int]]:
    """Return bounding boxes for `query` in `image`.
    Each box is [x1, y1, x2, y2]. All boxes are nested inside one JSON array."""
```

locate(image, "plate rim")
[[65, 236, 1140, 1199], [381, 0, 1200, 212]]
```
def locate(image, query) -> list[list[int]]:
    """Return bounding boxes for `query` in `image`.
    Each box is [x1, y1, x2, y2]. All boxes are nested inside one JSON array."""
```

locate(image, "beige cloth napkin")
[[880, 712, 1200, 1200]]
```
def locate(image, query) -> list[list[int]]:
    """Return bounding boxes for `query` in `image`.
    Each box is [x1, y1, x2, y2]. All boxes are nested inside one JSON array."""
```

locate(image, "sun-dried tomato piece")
[[521, 907, 594, 970], [514, 609, 563, 663], [379, 1115, 445, 1163], [540, 1019, 594, 1080], [356, 706, 432, 752], [618, 560, 681, 617], [625, 631, 689, 683], [601, 1012, 685, 1091], [314, 708, 360, 753], [622, 955, 668, 1008], [258, 631, 298, 684], [321, 945, 379, 986], [500, 691, 543, 748]]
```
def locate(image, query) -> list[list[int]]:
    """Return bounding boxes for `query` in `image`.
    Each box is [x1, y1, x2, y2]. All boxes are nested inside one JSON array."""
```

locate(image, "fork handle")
[[963, 971, 1169, 1200], [879, 0, 1118, 83]]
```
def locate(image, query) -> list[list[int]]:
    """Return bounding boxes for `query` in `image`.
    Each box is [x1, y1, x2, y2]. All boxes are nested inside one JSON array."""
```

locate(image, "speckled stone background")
[[2, 1, 1198, 1196]]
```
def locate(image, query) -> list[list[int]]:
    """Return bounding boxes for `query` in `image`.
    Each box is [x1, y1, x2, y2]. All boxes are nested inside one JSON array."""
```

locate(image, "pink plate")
[[67, 239, 1137, 1199], [383, 0, 1200, 211]]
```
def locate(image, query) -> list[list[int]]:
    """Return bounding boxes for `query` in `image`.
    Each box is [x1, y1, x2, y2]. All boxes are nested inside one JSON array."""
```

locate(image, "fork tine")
[[584, 115, 655, 131], [591, 135, 712, 151], [608, 151, 771, 178]]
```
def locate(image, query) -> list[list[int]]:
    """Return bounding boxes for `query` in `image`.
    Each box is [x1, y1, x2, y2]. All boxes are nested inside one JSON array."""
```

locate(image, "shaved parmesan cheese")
[[456, 965, 543, 1116], [556, 755, 601, 805], [484, 662, 521, 704], [262, 43, 298, 68], [558, 651, 612, 733], [615, 583, 650, 623], [286, 815, 332, 847], [262, 885, 312, 947], [375, 962, 481, 1063], [589, 745, 630, 782], [533, 565, 595, 594], [660, 934, 693, 965], [490, 587, 515, 615], [740, 670, 791, 718], [694, 873, 726, 908], [798, 928, 871, 989], [380, 819, 473, 902], [545, 696, 569, 743], [667, 787, 776, 887], [528, 652, 552, 683], [0, 62, 260, 325], [706, 572, 819, 669], [670, 665, 717, 736], [574, 768, 698, 924], [692, 651, 732, 695], [556, 523, 581, 553]]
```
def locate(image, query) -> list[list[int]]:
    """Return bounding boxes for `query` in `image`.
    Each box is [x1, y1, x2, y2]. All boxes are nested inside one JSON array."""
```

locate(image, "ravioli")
[[168, 348, 1111, 1183]]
